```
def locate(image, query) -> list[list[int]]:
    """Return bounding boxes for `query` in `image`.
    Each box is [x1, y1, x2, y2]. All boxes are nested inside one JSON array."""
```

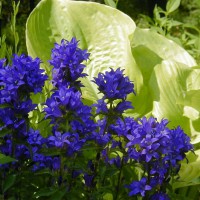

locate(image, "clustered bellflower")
[[111, 116, 193, 198], [0, 54, 47, 170], [0, 38, 194, 199], [49, 38, 89, 89]]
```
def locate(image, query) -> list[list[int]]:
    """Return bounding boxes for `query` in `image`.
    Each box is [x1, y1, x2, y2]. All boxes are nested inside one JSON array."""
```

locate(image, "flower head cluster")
[[0, 55, 47, 134], [43, 38, 96, 159], [93, 68, 134, 100], [49, 38, 89, 89], [0, 38, 194, 199], [0, 54, 47, 169], [0, 54, 47, 104], [120, 116, 193, 198], [126, 177, 152, 197], [93, 68, 135, 120]]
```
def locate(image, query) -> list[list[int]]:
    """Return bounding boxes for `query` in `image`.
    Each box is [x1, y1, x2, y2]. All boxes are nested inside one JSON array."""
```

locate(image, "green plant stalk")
[[11, 1, 20, 54], [114, 156, 124, 200]]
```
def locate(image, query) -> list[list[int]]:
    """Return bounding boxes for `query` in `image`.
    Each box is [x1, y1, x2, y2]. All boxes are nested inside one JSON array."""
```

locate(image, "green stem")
[[114, 157, 124, 200]]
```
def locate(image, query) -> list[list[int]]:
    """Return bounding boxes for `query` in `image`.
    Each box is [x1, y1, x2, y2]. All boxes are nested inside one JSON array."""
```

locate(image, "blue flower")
[[13, 100, 36, 115], [44, 87, 83, 123], [89, 118, 111, 146], [66, 133, 86, 156], [109, 117, 138, 137], [114, 100, 133, 113], [150, 192, 170, 200], [49, 38, 89, 88], [109, 156, 121, 168], [126, 117, 170, 162], [0, 55, 46, 98], [15, 144, 30, 159], [93, 68, 135, 100], [44, 96, 63, 119], [52, 157, 61, 170], [27, 129, 44, 146], [0, 58, 6, 68], [127, 177, 152, 197], [84, 174, 95, 187], [93, 99, 108, 114], [0, 136, 12, 156], [11, 54, 47, 94], [48, 131, 70, 148]]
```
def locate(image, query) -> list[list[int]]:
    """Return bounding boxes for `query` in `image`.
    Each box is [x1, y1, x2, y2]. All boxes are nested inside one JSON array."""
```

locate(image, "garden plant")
[[0, 0, 200, 199]]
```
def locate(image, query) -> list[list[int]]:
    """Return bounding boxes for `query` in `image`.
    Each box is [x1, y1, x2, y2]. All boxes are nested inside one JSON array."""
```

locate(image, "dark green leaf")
[[3, 174, 16, 193], [0, 153, 16, 164], [33, 188, 58, 197]]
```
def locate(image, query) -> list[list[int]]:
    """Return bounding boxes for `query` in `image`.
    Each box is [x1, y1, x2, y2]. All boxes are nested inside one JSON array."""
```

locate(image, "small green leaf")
[[50, 189, 67, 200], [34, 188, 58, 197], [103, 193, 113, 200], [3, 174, 16, 193], [0, 153, 16, 164], [104, 0, 116, 8], [166, 0, 181, 14]]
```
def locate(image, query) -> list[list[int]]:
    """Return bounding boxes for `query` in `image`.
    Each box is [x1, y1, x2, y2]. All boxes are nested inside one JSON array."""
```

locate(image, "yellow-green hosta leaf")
[[26, 0, 137, 103], [174, 150, 200, 188], [26, 0, 200, 187], [132, 28, 197, 67], [149, 60, 195, 135]]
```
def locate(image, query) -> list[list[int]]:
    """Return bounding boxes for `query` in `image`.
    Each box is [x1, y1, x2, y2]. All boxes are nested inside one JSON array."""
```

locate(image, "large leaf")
[[130, 29, 200, 139], [26, 0, 200, 188], [26, 0, 137, 104], [132, 28, 197, 67], [26, 0, 200, 138], [174, 150, 200, 188]]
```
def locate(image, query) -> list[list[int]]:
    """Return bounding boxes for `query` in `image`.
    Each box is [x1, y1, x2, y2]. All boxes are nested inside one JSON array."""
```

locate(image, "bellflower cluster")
[[111, 116, 193, 198], [0, 55, 47, 133], [49, 38, 89, 89], [0, 38, 194, 199], [0, 54, 47, 170], [39, 38, 96, 175], [93, 68, 134, 100]]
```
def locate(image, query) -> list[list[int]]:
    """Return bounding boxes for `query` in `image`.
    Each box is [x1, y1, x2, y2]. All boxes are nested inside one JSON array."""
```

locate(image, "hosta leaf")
[[26, 0, 200, 188], [26, 0, 136, 103], [132, 28, 197, 67], [149, 60, 194, 134], [174, 150, 200, 188], [127, 45, 162, 118]]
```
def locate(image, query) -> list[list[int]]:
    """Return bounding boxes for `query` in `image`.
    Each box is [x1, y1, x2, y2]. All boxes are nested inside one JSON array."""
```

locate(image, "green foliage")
[[104, 0, 118, 8], [0, 1, 21, 62], [0, 153, 16, 164], [26, 1, 200, 196], [26, 0, 198, 137], [0, 0, 199, 198], [137, 0, 200, 64], [166, 0, 181, 14]]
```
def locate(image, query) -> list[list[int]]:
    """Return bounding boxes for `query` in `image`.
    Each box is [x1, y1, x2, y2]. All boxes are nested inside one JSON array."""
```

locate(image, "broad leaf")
[[166, 0, 181, 14], [3, 174, 16, 193], [26, 0, 136, 103], [0, 153, 16, 164], [132, 28, 197, 67], [174, 150, 200, 188], [26, 0, 200, 188]]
